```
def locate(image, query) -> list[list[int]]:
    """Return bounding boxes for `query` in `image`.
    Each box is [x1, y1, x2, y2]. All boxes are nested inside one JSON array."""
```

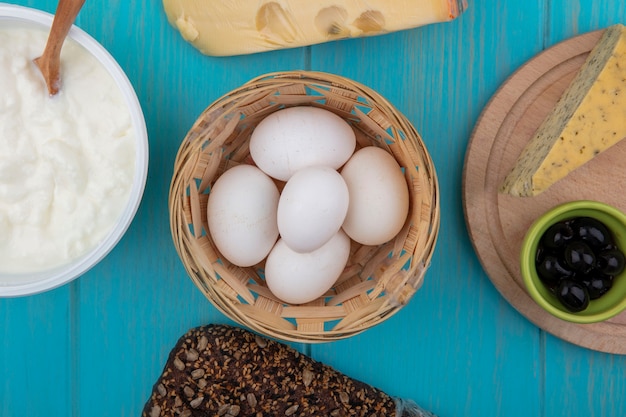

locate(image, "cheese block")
[[162, 0, 467, 56], [500, 24, 626, 197]]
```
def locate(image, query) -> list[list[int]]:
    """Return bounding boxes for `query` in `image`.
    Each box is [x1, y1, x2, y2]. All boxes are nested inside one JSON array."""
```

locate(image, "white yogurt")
[[0, 23, 136, 273]]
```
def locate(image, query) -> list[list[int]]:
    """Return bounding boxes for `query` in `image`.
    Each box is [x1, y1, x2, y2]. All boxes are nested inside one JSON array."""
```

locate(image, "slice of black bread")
[[142, 324, 435, 417]]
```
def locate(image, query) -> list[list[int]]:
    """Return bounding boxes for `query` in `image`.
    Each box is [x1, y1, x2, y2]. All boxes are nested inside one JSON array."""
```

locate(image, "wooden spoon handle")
[[35, 0, 86, 95]]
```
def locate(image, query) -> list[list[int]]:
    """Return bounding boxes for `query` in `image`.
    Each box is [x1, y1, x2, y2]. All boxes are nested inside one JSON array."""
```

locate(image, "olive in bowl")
[[520, 200, 626, 323]]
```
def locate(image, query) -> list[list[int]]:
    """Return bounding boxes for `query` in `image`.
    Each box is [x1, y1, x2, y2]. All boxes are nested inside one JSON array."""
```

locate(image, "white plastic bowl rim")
[[0, 3, 149, 297]]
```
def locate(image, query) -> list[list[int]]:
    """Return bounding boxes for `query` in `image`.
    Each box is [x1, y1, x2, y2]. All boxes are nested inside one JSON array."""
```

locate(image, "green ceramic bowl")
[[521, 200, 626, 323]]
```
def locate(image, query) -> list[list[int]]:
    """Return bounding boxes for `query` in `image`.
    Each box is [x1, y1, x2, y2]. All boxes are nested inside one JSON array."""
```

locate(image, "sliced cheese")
[[162, 0, 467, 56], [500, 24, 626, 197]]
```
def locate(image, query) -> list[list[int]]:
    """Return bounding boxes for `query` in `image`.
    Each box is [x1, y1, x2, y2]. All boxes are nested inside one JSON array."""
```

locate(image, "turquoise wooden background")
[[2, 0, 626, 416]]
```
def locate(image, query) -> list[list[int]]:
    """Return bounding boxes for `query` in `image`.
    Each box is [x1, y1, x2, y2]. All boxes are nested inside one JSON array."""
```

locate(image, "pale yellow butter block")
[[162, 0, 467, 56], [501, 24, 626, 197]]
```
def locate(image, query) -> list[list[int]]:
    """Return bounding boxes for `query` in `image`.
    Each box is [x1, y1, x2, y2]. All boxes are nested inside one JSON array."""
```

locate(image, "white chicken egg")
[[249, 106, 356, 181], [264, 230, 351, 305], [207, 164, 279, 267], [340, 146, 410, 246], [277, 165, 349, 253]]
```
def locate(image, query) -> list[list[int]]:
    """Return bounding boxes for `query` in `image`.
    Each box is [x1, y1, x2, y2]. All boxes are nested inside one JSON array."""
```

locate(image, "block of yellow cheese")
[[500, 24, 626, 197], [162, 0, 467, 56]]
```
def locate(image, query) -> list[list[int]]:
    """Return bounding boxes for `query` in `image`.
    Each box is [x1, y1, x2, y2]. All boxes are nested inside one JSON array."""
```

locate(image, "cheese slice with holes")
[[162, 0, 467, 56], [500, 24, 626, 197]]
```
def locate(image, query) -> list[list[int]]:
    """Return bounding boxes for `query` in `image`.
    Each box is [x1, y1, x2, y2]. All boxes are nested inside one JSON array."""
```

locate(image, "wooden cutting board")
[[463, 29, 626, 355]]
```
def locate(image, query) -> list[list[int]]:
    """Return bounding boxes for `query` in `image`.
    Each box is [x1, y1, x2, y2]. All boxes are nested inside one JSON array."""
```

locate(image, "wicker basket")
[[169, 71, 440, 343]]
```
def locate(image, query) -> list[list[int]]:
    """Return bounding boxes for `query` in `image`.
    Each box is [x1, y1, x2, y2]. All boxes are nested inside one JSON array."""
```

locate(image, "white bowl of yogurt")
[[0, 4, 149, 296]]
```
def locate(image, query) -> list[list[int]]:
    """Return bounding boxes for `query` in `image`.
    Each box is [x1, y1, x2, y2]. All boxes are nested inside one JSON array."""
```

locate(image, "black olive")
[[597, 248, 626, 276], [579, 272, 614, 300], [540, 221, 574, 250], [571, 217, 613, 249], [556, 279, 590, 312], [536, 254, 574, 284], [564, 241, 595, 273]]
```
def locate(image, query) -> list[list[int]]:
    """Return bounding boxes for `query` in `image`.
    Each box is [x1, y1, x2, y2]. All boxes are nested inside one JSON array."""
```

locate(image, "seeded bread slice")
[[142, 324, 435, 417]]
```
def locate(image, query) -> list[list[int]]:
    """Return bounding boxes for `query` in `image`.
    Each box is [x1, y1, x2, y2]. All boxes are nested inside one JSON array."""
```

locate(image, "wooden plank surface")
[[308, 1, 547, 415], [1, 0, 626, 416], [0, 287, 73, 416]]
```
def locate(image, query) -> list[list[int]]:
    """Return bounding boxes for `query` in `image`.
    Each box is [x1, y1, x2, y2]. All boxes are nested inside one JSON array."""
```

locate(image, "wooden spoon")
[[34, 0, 86, 96]]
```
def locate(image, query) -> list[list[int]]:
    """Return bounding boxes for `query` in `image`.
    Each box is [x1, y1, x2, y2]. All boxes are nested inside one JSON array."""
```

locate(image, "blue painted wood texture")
[[1, 0, 626, 416]]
